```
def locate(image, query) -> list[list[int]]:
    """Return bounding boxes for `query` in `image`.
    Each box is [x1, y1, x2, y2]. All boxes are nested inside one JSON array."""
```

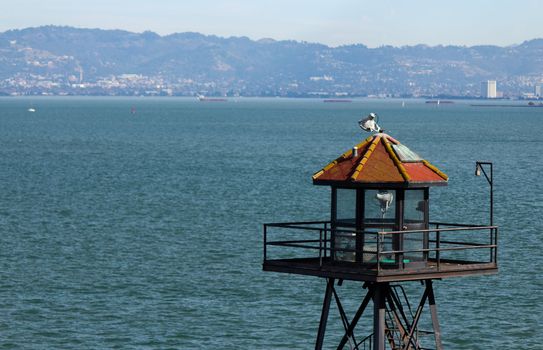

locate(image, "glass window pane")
[[404, 190, 425, 224], [362, 229, 396, 264], [336, 188, 356, 226], [403, 232, 425, 262], [334, 231, 356, 262], [392, 144, 422, 162]]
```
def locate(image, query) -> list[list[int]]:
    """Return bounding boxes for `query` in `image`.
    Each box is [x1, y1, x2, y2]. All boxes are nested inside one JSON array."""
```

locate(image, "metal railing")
[[264, 220, 498, 274]]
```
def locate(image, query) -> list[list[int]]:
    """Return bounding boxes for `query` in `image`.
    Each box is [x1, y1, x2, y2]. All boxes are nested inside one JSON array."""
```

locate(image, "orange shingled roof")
[[312, 133, 448, 187]]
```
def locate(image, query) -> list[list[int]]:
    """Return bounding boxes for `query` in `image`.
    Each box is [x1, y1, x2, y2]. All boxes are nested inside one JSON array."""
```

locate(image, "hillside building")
[[481, 80, 497, 98]]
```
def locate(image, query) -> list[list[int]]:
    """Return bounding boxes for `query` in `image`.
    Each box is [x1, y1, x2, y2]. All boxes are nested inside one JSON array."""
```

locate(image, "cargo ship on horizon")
[[197, 94, 227, 102]]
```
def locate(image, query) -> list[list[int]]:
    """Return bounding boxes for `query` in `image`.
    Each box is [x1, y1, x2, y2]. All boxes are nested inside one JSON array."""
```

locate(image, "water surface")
[[0, 97, 541, 349]]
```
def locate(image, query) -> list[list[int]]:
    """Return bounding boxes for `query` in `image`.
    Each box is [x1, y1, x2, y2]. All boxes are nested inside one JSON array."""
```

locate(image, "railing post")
[[319, 229, 323, 267], [377, 232, 381, 274], [436, 229, 440, 272], [494, 227, 498, 265], [489, 226, 493, 263], [324, 222, 328, 259], [263, 224, 267, 262]]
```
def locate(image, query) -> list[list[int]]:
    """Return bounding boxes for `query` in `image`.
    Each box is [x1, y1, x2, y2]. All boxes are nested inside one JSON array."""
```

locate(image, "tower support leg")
[[373, 283, 387, 350], [427, 280, 443, 350], [315, 278, 335, 350], [314, 279, 443, 350]]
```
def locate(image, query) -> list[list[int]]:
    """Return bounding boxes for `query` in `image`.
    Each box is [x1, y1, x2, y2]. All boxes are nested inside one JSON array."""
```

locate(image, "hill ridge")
[[1, 26, 542, 97]]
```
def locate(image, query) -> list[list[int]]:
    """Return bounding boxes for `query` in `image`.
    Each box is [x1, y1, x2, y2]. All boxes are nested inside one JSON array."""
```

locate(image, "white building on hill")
[[481, 80, 497, 98]]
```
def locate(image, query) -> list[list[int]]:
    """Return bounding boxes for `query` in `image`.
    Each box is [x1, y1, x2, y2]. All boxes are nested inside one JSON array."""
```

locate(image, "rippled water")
[[0, 97, 541, 349]]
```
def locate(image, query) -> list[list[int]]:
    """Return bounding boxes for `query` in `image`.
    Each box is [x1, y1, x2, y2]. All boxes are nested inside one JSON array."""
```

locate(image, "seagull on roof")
[[359, 112, 383, 133]]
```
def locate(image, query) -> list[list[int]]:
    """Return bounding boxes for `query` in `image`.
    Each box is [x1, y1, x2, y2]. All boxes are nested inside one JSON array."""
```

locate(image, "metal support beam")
[[384, 288, 408, 347], [332, 286, 359, 348], [373, 283, 387, 350], [402, 282, 430, 349], [315, 279, 443, 350], [427, 280, 443, 350], [316, 278, 335, 350], [337, 285, 374, 350], [387, 285, 421, 349], [388, 285, 414, 334]]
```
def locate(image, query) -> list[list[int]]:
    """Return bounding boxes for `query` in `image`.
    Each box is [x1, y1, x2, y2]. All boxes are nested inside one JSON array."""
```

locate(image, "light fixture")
[[475, 163, 481, 176], [375, 190, 393, 218]]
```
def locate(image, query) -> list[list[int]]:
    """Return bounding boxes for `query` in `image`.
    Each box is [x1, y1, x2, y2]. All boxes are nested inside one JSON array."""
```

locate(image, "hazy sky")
[[1, 0, 542, 47]]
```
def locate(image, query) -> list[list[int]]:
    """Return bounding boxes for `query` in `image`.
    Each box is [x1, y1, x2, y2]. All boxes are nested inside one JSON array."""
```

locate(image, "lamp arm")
[[476, 161, 494, 226], [477, 162, 492, 185]]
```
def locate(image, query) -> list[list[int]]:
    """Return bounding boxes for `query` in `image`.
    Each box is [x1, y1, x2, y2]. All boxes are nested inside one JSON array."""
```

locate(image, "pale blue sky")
[[1, 0, 542, 47]]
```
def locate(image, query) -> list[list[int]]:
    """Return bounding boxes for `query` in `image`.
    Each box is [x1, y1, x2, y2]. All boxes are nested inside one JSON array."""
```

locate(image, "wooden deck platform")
[[263, 257, 497, 282]]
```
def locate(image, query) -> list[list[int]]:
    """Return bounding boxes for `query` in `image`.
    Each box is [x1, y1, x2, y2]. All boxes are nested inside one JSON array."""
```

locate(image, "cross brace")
[[315, 279, 443, 350]]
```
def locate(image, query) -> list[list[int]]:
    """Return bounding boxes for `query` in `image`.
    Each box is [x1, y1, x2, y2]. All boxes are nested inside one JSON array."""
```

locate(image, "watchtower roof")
[[312, 133, 448, 187]]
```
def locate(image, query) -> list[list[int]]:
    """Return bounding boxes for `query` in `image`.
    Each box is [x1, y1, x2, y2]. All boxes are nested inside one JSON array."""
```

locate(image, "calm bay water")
[[0, 97, 541, 349]]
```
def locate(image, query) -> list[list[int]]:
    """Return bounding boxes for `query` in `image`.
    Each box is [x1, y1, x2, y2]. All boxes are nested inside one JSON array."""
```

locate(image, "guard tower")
[[263, 132, 498, 350]]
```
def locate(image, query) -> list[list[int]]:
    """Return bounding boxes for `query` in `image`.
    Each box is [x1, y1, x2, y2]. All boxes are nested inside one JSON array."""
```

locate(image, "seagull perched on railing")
[[359, 112, 383, 133]]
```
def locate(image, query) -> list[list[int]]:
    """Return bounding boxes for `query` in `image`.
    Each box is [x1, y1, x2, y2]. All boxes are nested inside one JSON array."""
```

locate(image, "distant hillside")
[[1, 26, 542, 96]]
